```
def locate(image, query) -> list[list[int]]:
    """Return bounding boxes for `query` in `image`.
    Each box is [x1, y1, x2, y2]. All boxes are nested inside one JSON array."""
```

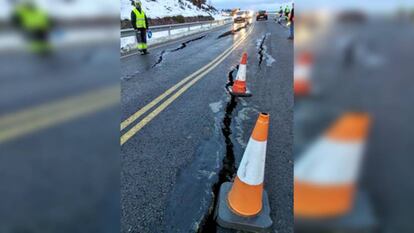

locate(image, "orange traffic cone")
[[216, 113, 272, 232], [294, 52, 313, 97], [227, 52, 252, 97], [294, 113, 371, 218]]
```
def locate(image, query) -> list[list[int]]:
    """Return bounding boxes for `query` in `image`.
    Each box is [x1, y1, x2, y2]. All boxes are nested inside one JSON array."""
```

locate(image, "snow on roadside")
[[0, 27, 118, 52], [0, 0, 118, 21], [121, 0, 221, 20], [1, 0, 220, 21], [120, 21, 226, 54]]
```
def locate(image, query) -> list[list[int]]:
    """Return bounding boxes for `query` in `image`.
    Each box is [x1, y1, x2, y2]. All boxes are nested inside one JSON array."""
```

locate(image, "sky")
[[297, 0, 414, 13], [211, 0, 293, 11], [211, 0, 414, 13]]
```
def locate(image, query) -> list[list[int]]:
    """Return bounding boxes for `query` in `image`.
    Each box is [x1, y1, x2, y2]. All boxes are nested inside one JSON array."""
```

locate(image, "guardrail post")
[[168, 26, 171, 37]]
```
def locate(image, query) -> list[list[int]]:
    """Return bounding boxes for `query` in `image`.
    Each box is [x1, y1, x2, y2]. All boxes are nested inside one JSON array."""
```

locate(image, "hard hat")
[[131, 0, 142, 7], [19, 0, 35, 7]]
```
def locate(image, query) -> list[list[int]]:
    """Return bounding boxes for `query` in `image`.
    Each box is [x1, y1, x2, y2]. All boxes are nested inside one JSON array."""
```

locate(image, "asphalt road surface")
[[294, 20, 414, 233], [0, 43, 120, 233], [121, 16, 293, 233]]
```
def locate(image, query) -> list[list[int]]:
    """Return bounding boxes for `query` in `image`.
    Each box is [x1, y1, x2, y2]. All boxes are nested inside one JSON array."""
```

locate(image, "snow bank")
[[120, 21, 228, 54], [0, 27, 118, 52], [1, 0, 220, 21], [0, 0, 118, 21], [121, 0, 221, 20]]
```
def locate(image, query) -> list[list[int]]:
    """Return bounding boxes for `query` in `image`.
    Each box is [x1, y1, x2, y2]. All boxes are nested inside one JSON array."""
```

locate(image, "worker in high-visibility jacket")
[[130, 0, 149, 55], [12, 1, 52, 54], [277, 6, 284, 23], [284, 5, 290, 21], [278, 6, 283, 18]]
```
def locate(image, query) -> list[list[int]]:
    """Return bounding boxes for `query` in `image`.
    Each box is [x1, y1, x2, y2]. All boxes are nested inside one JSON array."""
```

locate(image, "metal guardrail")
[[121, 18, 233, 38]]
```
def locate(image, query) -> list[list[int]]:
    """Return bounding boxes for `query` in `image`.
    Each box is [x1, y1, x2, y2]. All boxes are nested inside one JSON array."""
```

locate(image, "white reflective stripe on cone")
[[237, 138, 267, 185], [295, 137, 365, 185], [236, 64, 247, 82], [294, 65, 311, 80]]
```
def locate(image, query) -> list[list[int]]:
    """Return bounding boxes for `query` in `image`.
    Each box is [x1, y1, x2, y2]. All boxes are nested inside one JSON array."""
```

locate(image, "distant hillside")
[[121, 0, 220, 19], [121, 0, 224, 28]]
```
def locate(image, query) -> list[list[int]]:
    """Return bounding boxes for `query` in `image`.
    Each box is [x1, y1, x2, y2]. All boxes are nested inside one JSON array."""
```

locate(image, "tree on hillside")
[[189, 0, 206, 8]]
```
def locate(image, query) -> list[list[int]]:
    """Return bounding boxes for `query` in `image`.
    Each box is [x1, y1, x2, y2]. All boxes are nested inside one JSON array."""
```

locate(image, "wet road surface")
[[294, 20, 414, 233], [121, 17, 293, 233], [0, 43, 120, 232]]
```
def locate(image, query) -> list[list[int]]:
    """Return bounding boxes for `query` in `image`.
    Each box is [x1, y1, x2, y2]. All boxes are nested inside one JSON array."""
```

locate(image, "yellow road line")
[[120, 26, 254, 131], [121, 25, 254, 145], [121, 67, 202, 131], [0, 85, 119, 144], [0, 85, 118, 129], [121, 48, 225, 131]]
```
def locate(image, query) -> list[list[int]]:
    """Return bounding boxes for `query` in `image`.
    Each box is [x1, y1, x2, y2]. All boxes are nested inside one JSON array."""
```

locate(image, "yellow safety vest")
[[285, 8, 290, 14], [15, 5, 49, 31], [132, 7, 147, 29]]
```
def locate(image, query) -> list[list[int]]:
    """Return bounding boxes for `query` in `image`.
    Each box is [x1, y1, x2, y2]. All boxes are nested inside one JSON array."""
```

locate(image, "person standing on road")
[[278, 6, 284, 23], [12, 1, 52, 55], [288, 3, 294, 40], [284, 5, 291, 21], [131, 0, 149, 55]]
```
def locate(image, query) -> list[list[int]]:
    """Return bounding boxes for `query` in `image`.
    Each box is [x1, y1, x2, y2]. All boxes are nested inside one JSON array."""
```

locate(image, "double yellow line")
[[120, 25, 255, 146], [0, 85, 119, 144]]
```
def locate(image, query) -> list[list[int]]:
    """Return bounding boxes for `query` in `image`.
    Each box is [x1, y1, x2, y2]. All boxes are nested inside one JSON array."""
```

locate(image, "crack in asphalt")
[[151, 35, 206, 68], [217, 26, 246, 39], [169, 35, 206, 52], [225, 66, 238, 88], [258, 34, 267, 67], [151, 50, 166, 68], [217, 30, 233, 39], [198, 69, 238, 233]]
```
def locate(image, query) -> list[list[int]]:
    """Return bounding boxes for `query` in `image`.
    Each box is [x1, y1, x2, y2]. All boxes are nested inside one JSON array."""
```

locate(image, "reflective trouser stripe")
[[137, 43, 147, 49], [135, 29, 147, 50], [29, 41, 51, 53]]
